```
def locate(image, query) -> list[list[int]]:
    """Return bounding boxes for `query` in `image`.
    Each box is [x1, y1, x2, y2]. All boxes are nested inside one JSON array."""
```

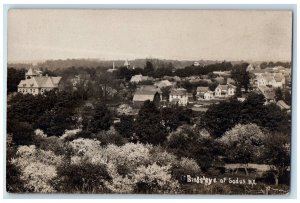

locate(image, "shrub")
[[10, 121, 34, 146], [55, 162, 111, 193], [94, 127, 127, 146], [133, 163, 180, 194]]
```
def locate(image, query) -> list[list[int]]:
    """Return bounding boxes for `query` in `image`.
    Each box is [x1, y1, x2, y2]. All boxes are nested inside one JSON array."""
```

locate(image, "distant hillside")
[[8, 58, 281, 71], [8, 58, 201, 70]]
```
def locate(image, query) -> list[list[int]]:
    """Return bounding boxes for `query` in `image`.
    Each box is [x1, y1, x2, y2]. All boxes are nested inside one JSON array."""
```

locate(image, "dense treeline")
[[260, 61, 291, 69], [7, 90, 82, 145], [202, 92, 290, 138], [7, 68, 26, 93]]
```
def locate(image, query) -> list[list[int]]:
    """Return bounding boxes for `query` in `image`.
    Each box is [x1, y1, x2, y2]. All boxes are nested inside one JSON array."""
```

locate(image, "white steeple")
[[124, 59, 130, 68]]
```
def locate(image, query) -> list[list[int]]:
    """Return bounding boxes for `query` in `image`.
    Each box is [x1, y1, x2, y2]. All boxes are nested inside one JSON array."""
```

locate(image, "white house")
[[204, 91, 214, 100], [154, 80, 173, 89], [246, 64, 255, 72], [169, 88, 188, 106], [273, 73, 286, 88], [196, 86, 214, 100], [18, 68, 62, 95], [256, 75, 276, 87], [256, 73, 285, 88], [214, 84, 236, 97], [194, 61, 200, 67], [130, 74, 150, 84]]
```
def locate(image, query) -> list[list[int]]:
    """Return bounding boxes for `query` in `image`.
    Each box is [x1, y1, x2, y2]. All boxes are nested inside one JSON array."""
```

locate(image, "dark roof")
[[170, 88, 187, 96], [196, 86, 209, 92]]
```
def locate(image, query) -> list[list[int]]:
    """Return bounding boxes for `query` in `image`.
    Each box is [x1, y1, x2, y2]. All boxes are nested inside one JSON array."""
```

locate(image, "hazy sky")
[[8, 9, 292, 63]]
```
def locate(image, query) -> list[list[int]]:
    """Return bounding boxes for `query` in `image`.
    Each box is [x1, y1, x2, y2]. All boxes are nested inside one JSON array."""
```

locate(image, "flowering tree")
[[69, 138, 102, 164], [104, 143, 152, 171], [11, 145, 63, 192], [116, 104, 133, 116], [133, 163, 180, 194], [219, 123, 265, 175]]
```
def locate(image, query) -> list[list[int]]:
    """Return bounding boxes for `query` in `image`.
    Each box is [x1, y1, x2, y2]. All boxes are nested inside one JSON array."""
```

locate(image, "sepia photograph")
[[6, 9, 293, 195]]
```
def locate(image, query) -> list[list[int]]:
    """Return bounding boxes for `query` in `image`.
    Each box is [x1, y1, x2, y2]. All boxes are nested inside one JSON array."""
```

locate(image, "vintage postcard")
[[6, 9, 292, 195]]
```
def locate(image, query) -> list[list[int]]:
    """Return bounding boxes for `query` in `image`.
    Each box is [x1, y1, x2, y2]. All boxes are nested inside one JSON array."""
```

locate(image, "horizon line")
[[7, 57, 292, 65]]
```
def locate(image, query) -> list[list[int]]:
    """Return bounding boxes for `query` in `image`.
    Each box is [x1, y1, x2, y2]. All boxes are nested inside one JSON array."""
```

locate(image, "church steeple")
[[124, 59, 130, 69]]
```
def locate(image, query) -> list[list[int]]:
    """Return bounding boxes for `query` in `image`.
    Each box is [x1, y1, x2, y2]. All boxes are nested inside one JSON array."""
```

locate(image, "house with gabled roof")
[[214, 84, 236, 98], [196, 86, 214, 100], [130, 74, 151, 84], [276, 100, 290, 111], [169, 88, 188, 106], [256, 73, 285, 88], [273, 73, 286, 88], [18, 68, 62, 95], [133, 85, 162, 108], [258, 85, 275, 103], [154, 80, 173, 89]]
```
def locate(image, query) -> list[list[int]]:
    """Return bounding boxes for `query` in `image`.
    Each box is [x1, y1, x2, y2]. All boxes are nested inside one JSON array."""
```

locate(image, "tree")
[[260, 103, 290, 133], [239, 92, 266, 125], [275, 87, 284, 102], [261, 132, 290, 185], [283, 89, 291, 105], [9, 121, 34, 146], [203, 91, 290, 138], [37, 107, 75, 136], [115, 115, 134, 139], [208, 81, 218, 91], [235, 86, 242, 97], [133, 163, 180, 194], [115, 66, 133, 81], [160, 86, 172, 100], [202, 98, 242, 138], [219, 123, 265, 175], [88, 102, 112, 133], [11, 145, 63, 193], [56, 162, 111, 193], [135, 101, 167, 145], [166, 126, 198, 159], [166, 125, 220, 171], [231, 63, 250, 91], [7, 68, 26, 93], [143, 61, 154, 76], [74, 73, 91, 100], [161, 107, 191, 132]]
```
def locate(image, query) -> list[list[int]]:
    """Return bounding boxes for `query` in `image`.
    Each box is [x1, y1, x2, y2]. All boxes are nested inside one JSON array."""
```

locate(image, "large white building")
[[18, 68, 62, 95]]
